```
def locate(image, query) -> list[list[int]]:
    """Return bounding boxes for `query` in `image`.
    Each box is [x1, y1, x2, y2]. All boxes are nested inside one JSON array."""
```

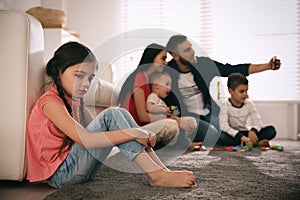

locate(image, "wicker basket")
[[26, 6, 66, 28]]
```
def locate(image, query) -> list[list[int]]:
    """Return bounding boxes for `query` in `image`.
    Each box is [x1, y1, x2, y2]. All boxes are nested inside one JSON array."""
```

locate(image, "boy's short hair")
[[227, 73, 248, 90]]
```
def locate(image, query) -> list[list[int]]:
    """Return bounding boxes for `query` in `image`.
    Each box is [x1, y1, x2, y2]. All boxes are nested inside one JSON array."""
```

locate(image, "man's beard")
[[179, 56, 196, 65]]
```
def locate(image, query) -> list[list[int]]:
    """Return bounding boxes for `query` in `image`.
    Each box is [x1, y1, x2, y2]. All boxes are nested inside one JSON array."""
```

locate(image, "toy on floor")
[[246, 141, 253, 148], [232, 141, 253, 152], [260, 147, 270, 151], [224, 146, 234, 151], [231, 145, 245, 152], [260, 144, 283, 151], [189, 143, 207, 151], [199, 142, 284, 153], [270, 144, 284, 151], [213, 147, 224, 151], [191, 145, 201, 151]]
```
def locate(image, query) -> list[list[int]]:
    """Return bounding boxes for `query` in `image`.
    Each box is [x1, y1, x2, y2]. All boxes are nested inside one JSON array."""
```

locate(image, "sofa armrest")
[[0, 11, 44, 181]]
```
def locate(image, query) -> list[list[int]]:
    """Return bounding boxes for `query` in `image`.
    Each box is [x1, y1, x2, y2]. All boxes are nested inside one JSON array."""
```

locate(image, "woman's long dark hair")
[[117, 43, 166, 104], [45, 41, 97, 153]]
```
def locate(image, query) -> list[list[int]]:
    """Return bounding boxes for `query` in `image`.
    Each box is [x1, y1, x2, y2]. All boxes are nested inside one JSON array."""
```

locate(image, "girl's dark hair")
[[227, 73, 248, 90], [117, 43, 166, 104], [45, 41, 97, 153]]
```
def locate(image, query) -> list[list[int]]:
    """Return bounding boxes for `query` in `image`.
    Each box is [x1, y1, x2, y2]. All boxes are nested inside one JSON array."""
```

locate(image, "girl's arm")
[[43, 102, 151, 148], [133, 88, 151, 123]]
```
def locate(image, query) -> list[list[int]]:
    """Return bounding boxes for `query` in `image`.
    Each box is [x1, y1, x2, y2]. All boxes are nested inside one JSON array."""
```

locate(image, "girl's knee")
[[115, 107, 129, 113], [103, 107, 124, 119], [114, 107, 132, 118]]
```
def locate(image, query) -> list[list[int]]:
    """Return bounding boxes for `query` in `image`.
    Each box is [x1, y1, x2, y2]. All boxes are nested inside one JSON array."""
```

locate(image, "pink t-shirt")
[[120, 72, 150, 126], [26, 87, 80, 182]]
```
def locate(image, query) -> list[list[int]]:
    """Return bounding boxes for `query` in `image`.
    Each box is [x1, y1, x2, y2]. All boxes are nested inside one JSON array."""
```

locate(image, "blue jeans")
[[46, 108, 145, 188]]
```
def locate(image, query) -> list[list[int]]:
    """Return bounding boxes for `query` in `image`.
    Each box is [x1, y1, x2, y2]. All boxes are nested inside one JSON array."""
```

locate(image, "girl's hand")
[[147, 132, 156, 147], [134, 128, 157, 147]]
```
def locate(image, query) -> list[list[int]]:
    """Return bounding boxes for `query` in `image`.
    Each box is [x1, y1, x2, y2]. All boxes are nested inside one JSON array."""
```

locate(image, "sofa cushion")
[[85, 79, 119, 115]]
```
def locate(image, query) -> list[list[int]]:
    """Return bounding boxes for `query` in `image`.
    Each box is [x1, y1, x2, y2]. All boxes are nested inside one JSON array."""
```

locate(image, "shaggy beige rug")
[[45, 141, 300, 200]]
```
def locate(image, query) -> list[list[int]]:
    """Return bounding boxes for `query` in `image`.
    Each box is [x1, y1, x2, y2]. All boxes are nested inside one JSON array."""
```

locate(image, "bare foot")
[[148, 169, 197, 188], [257, 139, 270, 147]]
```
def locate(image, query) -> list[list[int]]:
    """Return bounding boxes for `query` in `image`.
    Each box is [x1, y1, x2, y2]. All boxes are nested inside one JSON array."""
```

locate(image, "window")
[[115, 0, 299, 100], [209, 0, 299, 101]]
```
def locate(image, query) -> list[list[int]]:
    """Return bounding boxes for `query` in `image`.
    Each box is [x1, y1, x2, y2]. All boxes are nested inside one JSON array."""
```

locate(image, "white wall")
[[254, 101, 300, 140], [1, 0, 41, 11], [65, 0, 123, 50], [5, 0, 299, 140], [6, 0, 122, 51], [7, 0, 119, 81]]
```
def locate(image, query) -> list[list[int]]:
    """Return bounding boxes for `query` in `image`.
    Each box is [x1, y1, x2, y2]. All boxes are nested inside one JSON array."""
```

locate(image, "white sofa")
[[0, 10, 44, 181]]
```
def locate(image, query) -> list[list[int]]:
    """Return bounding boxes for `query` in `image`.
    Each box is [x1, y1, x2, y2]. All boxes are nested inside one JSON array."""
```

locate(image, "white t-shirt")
[[178, 72, 209, 116], [146, 92, 169, 122], [219, 99, 263, 137], [147, 93, 167, 107]]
